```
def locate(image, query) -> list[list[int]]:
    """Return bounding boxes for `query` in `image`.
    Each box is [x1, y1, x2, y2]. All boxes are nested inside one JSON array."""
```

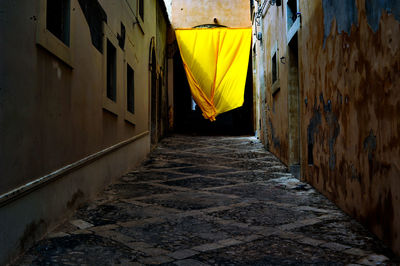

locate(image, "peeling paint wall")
[[254, 0, 400, 255], [301, 0, 400, 255], [322, 0, 358, 46]]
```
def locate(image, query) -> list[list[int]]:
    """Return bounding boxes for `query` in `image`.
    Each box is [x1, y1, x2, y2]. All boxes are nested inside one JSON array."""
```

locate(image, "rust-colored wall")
[[255, 0, 400, 255], [300, 0, 400, 255], [171, 0, 251, 28]]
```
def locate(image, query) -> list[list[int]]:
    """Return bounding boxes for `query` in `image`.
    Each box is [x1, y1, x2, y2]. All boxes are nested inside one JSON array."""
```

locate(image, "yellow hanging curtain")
[[175, 28, 252, 121]]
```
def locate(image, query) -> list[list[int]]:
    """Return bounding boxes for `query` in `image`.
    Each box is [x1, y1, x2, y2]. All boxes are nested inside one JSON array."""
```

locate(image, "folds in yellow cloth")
[[175, 28, 252, 121]]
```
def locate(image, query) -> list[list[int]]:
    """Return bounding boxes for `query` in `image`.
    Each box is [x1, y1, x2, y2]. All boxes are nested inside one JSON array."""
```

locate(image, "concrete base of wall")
[[0, 133, 150, 265]]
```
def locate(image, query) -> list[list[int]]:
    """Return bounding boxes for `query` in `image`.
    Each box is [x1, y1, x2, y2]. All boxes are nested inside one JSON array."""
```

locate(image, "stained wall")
[[300, 0, 400, 255], [255, 0, 400, 255]]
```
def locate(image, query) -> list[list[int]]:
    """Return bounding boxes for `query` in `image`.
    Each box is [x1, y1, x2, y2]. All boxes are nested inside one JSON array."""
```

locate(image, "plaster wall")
[[299, 0, 400, 255], [255, 0, 400, 255], [0, 0, 159, 195], [257, 2, 290, 164], [171, 0, 251, 28], [0, 0, 169, 263]]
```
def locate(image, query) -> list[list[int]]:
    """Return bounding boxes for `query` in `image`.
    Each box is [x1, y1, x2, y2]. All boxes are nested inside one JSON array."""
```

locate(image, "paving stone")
[[191, 237, 362, 265], [277, 222, 304, 231], [236, 234, 264, 242], [175, 166, 236, 175], [217, 238, 242, 247], [275, 231, 304, 240], [161, 176, 238, 190], [95, 229, 137, 248], [139, 191, 241, 211], [90, 223, 120, 232], [321, 242, 352, 251], [173, 259, 210, 266], [78, 200, 181, 226], [192, 243, 224, 252], [214, 170, 279, 182], [344, 248, 370, 256], [297, 237, 326, 247], [208, 201, 317, 227], [17, 234, 145, 265], [15, 135, 400, 265], [293, 218, 392, 253], [299, 217, 321, 225], [117, 215, 245, 252], [258, 227, 280, 237], [70, 229, 93, 235], [357, 254, 389, 265], [122, 170, 189, 182], [70, 219, 94, 230], [167, 249, 199, 260], [139, 255, 174, 265], [104, 183, 177, 199], [135, 247, 169, 256]]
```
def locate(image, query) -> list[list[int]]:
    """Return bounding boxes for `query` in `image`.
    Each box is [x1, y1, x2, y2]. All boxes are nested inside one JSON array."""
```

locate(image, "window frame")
[[46, 0, 71, 46], [136, 0, 145, 34], [126, 64, 135, 115], [286, 0, 300, 43], [102, 23, 120, 115], [138, 0, 144, 22], [270, 41, 280, 96], [123, 40, 137, 125], [106, 39, 117, 102], [36, 0, 73, 67]]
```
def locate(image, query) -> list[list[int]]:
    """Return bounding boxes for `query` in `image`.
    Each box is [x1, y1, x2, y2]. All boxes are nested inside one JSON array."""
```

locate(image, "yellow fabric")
[[175, 28, 252, 121]]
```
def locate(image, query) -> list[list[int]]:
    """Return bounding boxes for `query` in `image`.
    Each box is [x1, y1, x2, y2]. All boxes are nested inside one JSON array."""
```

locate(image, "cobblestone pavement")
[[16, 135, 400, 265]]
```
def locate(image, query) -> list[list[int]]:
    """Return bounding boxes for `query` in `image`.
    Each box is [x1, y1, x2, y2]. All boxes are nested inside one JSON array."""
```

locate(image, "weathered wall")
[[171, 0, 251, 28], [300, 0, 400, 255], [256, 1, 290, 165], [255, 0, 400, 255]]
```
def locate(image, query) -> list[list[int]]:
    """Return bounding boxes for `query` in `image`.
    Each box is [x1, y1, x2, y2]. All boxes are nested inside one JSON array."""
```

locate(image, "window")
[[36, 0, 72, 66], [107, 40, 117, 102], [286, 0, 300, 43], [138, 0, 144, 21], [102, 24, 119, 115], [287, 0, 297, 29], [46, 0, 70, 46], [127, 64, 135, 114], [271, 42, 280, 96], [272, 52, 277, 84], [77, 0, 107, 53]]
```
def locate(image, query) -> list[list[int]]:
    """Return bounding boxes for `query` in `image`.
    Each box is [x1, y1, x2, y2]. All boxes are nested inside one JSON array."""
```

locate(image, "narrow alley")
[[16, 136, 398, 265], [1, 0, 400, 264]]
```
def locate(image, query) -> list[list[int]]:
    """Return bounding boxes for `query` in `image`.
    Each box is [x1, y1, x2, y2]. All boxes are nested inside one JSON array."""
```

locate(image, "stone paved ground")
[[16, 135, 400, 265]]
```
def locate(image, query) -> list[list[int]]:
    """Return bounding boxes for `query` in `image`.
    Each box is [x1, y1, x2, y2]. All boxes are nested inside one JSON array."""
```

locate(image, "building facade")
[[0, 0, 169, 263], [252, 0, 400, 255]]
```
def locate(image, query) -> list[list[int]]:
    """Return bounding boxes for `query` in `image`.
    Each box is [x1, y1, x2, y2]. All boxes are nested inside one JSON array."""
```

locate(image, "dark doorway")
[[288, 33, 301, 178], [173, 49, 254, 136]]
